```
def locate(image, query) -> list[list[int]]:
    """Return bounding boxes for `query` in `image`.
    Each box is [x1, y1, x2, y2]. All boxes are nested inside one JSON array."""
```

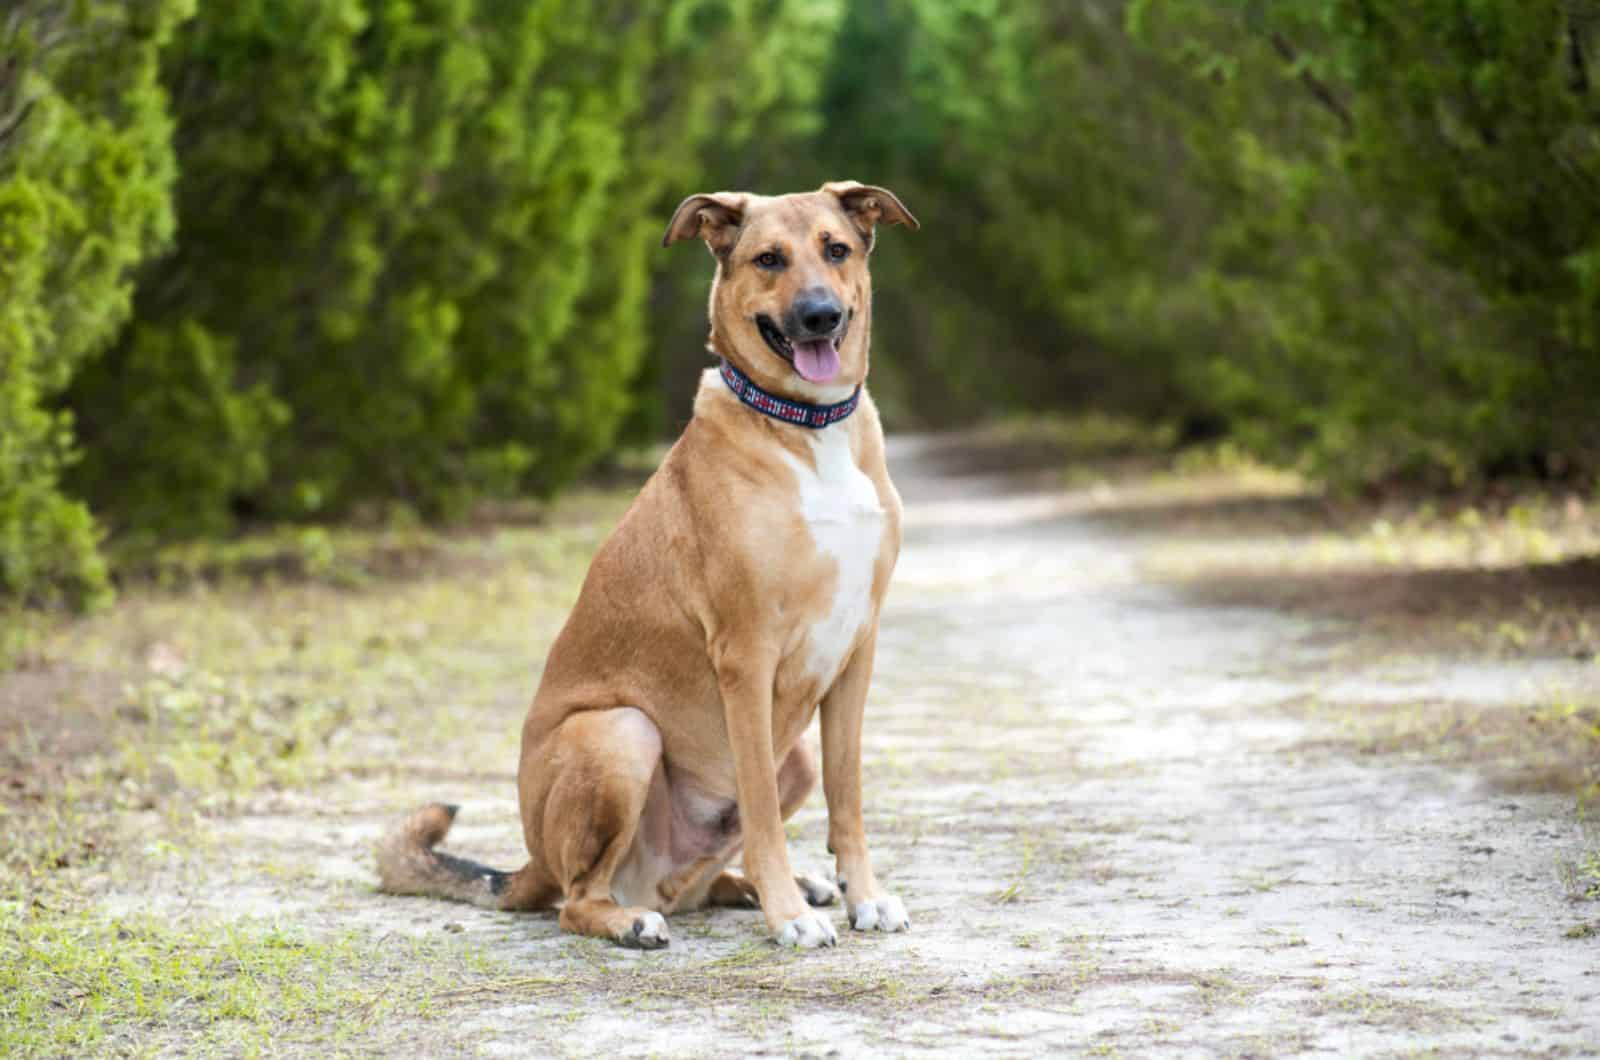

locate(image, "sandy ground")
[[81, 434, 1600, 1057]]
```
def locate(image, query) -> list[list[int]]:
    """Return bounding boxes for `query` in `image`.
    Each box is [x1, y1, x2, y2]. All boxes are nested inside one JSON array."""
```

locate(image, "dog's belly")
[[781, 425, 886, 687], [611, 765, 739, 909]]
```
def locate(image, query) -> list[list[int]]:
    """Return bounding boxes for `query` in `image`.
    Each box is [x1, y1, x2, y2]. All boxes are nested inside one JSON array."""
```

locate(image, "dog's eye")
[[827, 242, 851, 262], [755, 251, 784, 269]]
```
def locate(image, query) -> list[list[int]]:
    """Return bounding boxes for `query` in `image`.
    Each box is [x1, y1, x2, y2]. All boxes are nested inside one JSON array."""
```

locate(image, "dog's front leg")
[[820, 631, 910, 933], [716, 641, 837, 948]]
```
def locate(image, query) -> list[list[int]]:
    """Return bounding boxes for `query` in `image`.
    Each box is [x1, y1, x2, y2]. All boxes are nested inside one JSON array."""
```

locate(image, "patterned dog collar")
[[719, 358, 861, 429]]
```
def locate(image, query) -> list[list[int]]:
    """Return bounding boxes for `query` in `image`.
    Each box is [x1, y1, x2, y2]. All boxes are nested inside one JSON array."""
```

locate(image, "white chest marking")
[[781, 426, 886, 687]]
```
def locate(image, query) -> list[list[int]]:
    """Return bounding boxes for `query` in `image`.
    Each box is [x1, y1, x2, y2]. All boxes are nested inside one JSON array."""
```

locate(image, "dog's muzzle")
[[756, 292, 852, 384]]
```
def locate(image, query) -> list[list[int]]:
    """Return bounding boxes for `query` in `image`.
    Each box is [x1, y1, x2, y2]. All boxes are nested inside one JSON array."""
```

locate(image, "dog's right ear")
[[662, 192, 748, 256]]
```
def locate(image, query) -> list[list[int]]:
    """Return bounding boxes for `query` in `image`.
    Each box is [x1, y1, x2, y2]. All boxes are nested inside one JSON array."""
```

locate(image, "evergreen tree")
[[0, 0, 190, 607], [68, 0, 843, 535]]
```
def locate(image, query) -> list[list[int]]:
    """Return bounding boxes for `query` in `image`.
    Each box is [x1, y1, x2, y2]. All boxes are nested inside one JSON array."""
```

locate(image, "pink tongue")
[[793, 339, 840, 382]]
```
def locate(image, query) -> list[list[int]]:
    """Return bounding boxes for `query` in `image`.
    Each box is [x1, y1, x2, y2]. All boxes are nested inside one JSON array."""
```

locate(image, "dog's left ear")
[[822, 181, 919, 251]]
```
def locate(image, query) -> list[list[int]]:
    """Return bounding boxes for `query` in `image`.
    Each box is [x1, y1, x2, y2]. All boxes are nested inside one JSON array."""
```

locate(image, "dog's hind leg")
[[540, 707, 672, 949], [704, 870, 760, 908]]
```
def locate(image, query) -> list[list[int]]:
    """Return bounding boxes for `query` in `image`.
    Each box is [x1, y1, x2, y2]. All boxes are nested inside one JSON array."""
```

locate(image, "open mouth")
[[755, 312, 851, 384], [756, 314, 794, 364]]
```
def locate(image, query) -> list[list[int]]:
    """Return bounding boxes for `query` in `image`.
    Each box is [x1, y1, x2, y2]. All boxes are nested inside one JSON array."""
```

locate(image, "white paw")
[[624, 911, 670, 949], [849, 894, 910, 932], [775, 910, 838, 948], [796, 872, 840, 907]]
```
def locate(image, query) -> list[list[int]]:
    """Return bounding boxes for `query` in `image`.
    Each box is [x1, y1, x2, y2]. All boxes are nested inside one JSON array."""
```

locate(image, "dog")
[[376, 181, 918, 949]]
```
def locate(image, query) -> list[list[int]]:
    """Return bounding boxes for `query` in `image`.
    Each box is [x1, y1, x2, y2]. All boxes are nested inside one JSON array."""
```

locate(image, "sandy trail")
[[104, 433, 1599, 1057]]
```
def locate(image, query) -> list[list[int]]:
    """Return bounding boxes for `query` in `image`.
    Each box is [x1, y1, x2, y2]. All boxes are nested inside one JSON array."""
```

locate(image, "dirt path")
[[71, 434, 1600, 1056]]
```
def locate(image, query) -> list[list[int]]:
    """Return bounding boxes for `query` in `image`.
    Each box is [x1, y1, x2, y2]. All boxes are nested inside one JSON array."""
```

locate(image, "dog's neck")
[[715, 359, 861, 430], [693, 364, 864, 438]]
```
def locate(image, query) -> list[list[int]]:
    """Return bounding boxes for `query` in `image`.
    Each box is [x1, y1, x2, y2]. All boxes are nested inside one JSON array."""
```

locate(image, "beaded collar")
[[718, 358, 861, 429]]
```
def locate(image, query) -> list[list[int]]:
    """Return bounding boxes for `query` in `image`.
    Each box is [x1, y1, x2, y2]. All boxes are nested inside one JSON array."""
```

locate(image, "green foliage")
[[71, 321, 286, 537], [0, 0, 191, 608], [793, 0, 1600, 487], [797, 0, 1043, 421], [8, 0, 1600, 607], [64, 0, 842, 536], [614, 1, 845, 438], [1120, 0, 1600, 484]]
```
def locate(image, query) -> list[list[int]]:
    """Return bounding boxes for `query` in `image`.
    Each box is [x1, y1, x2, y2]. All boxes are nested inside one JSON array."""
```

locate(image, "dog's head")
[[663, 181, 918, 399]]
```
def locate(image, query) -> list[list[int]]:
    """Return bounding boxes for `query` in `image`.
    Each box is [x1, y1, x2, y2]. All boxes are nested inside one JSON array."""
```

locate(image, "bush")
[[1125, 0, 1600, 486], [11, 0, 1598, 608], [65, 0, 840, 536], [791, 0, 1600, 488], [0, 0, 191, 608]]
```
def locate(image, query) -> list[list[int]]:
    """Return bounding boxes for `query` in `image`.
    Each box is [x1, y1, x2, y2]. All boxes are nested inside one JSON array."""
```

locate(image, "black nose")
[[793, 290, 843, 336]]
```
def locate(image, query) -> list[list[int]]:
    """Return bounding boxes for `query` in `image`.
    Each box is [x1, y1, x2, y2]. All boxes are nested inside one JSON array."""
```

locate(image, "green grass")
[[0, 489, 645, 1055], [102, 490, 626, 594], [1144, 492, 1600, 579], [0, 909, 491, 1057], [984, 410, 1178, 459], [1289, 689, 1600, 800], [0, 791, 113, 894], [6, 491, 624, 830]]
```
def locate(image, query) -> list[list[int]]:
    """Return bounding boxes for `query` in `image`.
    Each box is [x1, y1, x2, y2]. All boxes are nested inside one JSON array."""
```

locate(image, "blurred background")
[[5, 0, 1600, 611]]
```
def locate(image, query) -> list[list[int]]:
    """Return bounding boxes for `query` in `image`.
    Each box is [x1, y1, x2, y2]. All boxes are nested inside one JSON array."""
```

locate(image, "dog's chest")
[[779, 427, 886, 686]]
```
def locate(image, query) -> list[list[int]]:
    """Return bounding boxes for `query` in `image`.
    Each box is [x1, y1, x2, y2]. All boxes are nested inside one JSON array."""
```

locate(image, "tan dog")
[[377, 181, 918, 949]]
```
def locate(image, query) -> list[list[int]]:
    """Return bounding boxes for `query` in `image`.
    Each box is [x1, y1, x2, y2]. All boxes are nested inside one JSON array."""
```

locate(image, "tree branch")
[[0, 95, 37, 151], [1569, 16, 1591, 95], [1267, 31, 1355, 135]]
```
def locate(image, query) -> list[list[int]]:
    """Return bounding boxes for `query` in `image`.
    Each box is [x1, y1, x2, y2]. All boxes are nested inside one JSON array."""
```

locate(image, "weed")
[[995, 836, 1034, 903], [1557, 849, 1600, 902], [1191, 969, 1257, 1012]]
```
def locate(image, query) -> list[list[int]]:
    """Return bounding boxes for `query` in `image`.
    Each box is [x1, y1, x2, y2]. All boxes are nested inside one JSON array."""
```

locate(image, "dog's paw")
[[621, 911, 670, 949], [849, 894, 910, 933], [796, 873, 840, 907], [774, 910, 838, 949]]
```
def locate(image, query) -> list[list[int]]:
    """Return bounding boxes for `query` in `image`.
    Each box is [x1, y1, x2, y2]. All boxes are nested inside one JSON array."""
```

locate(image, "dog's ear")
[[821, 181, 919, 251], [662, 192, 748, 256]]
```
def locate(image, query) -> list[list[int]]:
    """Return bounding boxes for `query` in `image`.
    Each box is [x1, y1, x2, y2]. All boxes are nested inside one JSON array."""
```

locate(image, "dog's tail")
[[375, 803, 517, 909]]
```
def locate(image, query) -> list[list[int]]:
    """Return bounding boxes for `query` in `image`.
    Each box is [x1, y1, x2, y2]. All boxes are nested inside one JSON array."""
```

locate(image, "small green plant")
[[995, 837, 1034, 904], [1557, 850, 1600, 902]]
